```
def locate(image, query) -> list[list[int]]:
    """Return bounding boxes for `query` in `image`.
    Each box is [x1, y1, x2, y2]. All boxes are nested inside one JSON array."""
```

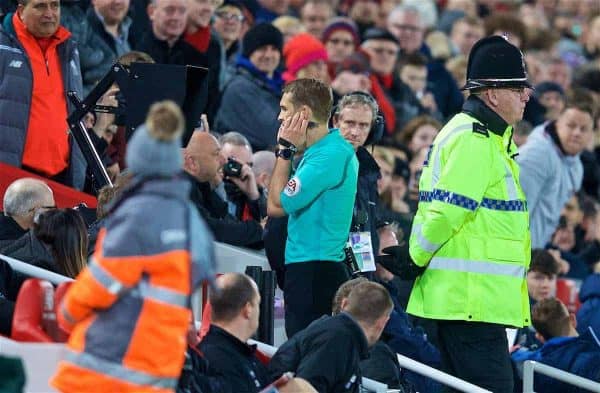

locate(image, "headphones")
[[335, 91, 385, 146]]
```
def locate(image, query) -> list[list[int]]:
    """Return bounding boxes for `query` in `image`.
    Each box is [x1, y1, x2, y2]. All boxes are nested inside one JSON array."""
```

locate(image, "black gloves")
[[376, 244, 426, 280]]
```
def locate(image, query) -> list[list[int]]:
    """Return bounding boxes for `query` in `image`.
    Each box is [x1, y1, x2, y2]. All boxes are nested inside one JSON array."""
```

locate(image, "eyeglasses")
[[27, 205, 57, 213], [328, 38, 354, 47], [391, 24, 422, 33], [215, 11, 244, 22], [505, 87, 531, 97], [371, 47, 398, 56]]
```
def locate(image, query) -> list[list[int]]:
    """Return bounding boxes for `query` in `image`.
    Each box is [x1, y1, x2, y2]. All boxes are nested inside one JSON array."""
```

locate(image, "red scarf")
[[184, 25, 211, 53], [369, 74, 396, 134]]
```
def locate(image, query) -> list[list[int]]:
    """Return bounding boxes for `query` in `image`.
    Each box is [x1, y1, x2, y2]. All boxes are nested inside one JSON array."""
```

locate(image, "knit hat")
[[535, 81, 565, 98], [336, 49, 371, 75], [126, 101, 184, 177], [242, 23, 283, 58], [283, 33, 328, 81], [322, 17, 360, 47]]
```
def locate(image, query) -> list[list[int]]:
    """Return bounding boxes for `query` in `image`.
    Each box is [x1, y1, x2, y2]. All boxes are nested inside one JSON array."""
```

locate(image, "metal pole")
[[523, 361, 600, 393], [396, 353, 492, 393], [1, 255, 73, 285], [523, 360, 535, 393]]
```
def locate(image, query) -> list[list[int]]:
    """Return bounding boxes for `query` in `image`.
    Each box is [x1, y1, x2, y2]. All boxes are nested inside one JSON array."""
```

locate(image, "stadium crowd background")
[[1, 0, 600, 391]]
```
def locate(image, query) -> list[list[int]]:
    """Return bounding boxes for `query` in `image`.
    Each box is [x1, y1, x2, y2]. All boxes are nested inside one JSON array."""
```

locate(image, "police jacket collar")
[[206, 324, 259, 356], [462, 95, 509, 136]]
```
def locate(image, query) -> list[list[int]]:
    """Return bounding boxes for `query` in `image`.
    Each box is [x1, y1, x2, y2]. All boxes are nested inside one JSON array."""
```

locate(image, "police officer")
[[405, 36, 532, 392]]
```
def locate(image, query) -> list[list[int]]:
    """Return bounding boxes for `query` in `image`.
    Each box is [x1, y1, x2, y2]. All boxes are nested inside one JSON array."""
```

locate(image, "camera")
[[223, 157, 243, 178]]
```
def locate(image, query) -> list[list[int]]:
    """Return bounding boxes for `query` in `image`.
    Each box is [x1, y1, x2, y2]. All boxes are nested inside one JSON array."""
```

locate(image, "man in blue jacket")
[[512, 298, 600, 392]]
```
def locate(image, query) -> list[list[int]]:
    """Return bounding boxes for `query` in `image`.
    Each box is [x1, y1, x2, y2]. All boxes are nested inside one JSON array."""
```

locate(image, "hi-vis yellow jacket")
[[407, 97, 531, 328]]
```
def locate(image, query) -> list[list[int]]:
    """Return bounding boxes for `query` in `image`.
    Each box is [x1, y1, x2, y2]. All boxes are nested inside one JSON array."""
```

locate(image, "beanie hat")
[[321, 17, 360, 47], [283, 33, 328, 81], [126, 101, 184, 177], [535, 81, 565, 98], [242, 23, 283, 58]]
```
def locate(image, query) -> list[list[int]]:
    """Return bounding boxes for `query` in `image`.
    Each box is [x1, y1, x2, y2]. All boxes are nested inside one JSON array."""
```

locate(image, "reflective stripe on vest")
[[428, 257, 526, 278], [60, 303, 77, 325], [411, 223, 441, 254], [419, 190, 527, 212], [89, 261, 129, 296], [138, 279, 189, 308], [89, 261, 189, 308], [503, 162, 518, 200], [432, 123, 473, 187], [65, 350, 178, 389], [418, 189, 478, 211]]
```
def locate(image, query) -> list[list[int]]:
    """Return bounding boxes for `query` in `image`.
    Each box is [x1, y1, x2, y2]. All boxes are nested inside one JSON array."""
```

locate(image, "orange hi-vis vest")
[[51, 178, 216, 393]]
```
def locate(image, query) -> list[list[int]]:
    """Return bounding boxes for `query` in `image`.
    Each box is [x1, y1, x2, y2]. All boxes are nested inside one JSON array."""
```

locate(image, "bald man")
[[1, 178, 55, 246], [183, 131, 264, 248], [252, 150, 276, 190]]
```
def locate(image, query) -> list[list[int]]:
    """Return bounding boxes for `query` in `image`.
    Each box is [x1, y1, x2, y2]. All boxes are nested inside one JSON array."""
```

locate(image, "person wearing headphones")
[[333, 92, 384, 274], [267, 78, 358, 338]]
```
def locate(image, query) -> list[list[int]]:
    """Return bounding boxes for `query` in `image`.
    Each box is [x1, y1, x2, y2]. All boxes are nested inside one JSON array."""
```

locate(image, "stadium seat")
[[11, 279, 55, 343], [555, 278, 582, 314]]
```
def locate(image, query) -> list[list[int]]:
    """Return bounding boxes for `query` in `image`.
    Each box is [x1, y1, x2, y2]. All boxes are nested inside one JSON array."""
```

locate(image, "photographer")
[[219, 132, 267, 222]]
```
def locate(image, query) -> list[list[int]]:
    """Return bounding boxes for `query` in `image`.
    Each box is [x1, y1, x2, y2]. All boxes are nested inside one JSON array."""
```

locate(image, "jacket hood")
[[526, 123, 582, 166]]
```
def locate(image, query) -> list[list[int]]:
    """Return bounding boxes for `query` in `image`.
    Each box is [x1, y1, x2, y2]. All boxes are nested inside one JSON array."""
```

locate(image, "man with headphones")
[[267, 78, 359, 338], [333, 92, 384, 274]]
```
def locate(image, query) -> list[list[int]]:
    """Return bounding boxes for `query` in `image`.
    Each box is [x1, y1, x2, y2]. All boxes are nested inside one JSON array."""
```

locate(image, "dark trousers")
[[284, 260, 350, 338], [436, 320, 513, 393]]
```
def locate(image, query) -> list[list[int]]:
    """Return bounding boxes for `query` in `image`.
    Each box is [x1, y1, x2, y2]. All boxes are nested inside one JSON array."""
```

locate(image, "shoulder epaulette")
[[472, 123, 489, 138]]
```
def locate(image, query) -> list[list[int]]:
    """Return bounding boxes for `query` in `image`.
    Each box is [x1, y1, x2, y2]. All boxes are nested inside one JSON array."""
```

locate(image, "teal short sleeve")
[[281, 152, 342, 214]]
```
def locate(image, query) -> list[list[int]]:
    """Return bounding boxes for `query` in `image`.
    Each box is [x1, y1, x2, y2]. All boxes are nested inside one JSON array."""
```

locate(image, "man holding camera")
[[219, 132, 267, 223], [267, 78, 358, 338], [183, 130, 264, 249]]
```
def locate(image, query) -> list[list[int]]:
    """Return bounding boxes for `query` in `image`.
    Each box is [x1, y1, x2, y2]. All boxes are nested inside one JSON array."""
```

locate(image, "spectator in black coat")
[[0, 257, 27, 336], [214, 23, 284, 151], [197, 273, 314, 392], [183, 131, 264, 248], [1, 178, 55, 249], [0, 209, 88, 279], [269, 281, 393, 393], [333, 92, 382, 259], [137, 0, 208, 67]]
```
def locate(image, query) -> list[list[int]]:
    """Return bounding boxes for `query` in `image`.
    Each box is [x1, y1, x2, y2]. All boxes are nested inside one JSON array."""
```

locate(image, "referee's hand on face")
[[278, 111, 309, 149]]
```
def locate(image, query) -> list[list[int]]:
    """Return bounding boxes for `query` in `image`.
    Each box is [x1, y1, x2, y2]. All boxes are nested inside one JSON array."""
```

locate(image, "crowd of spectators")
[[1, 0, 600, 391]]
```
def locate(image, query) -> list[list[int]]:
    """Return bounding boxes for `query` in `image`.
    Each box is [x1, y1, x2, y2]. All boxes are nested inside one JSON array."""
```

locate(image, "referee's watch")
[[276, 146, 295, 160]]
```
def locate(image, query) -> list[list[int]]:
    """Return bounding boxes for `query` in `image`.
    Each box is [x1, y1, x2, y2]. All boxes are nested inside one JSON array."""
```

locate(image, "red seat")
[[10, 279, 74, 343], [556, 278, 582, 314], [11, 279, 55, 342], [53, 281, 73, 342]]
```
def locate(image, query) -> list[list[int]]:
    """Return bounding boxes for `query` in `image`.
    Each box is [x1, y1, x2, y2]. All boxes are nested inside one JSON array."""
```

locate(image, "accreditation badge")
[[348, 231, 376, 272]]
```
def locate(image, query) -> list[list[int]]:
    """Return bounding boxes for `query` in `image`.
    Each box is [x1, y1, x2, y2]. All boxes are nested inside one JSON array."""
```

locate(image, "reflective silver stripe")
[[474, 77, 528, 82], [412, 224, 441, 254], [504, 162, 518, 200], [429, 257, 525, 278], [65, 350, 177, 389], [88, 261, 128, 295], [432, 124, 473, 187], [0, 44, 22, 54], [60, 304, 77, 325], [139, 280, 189, 308]]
